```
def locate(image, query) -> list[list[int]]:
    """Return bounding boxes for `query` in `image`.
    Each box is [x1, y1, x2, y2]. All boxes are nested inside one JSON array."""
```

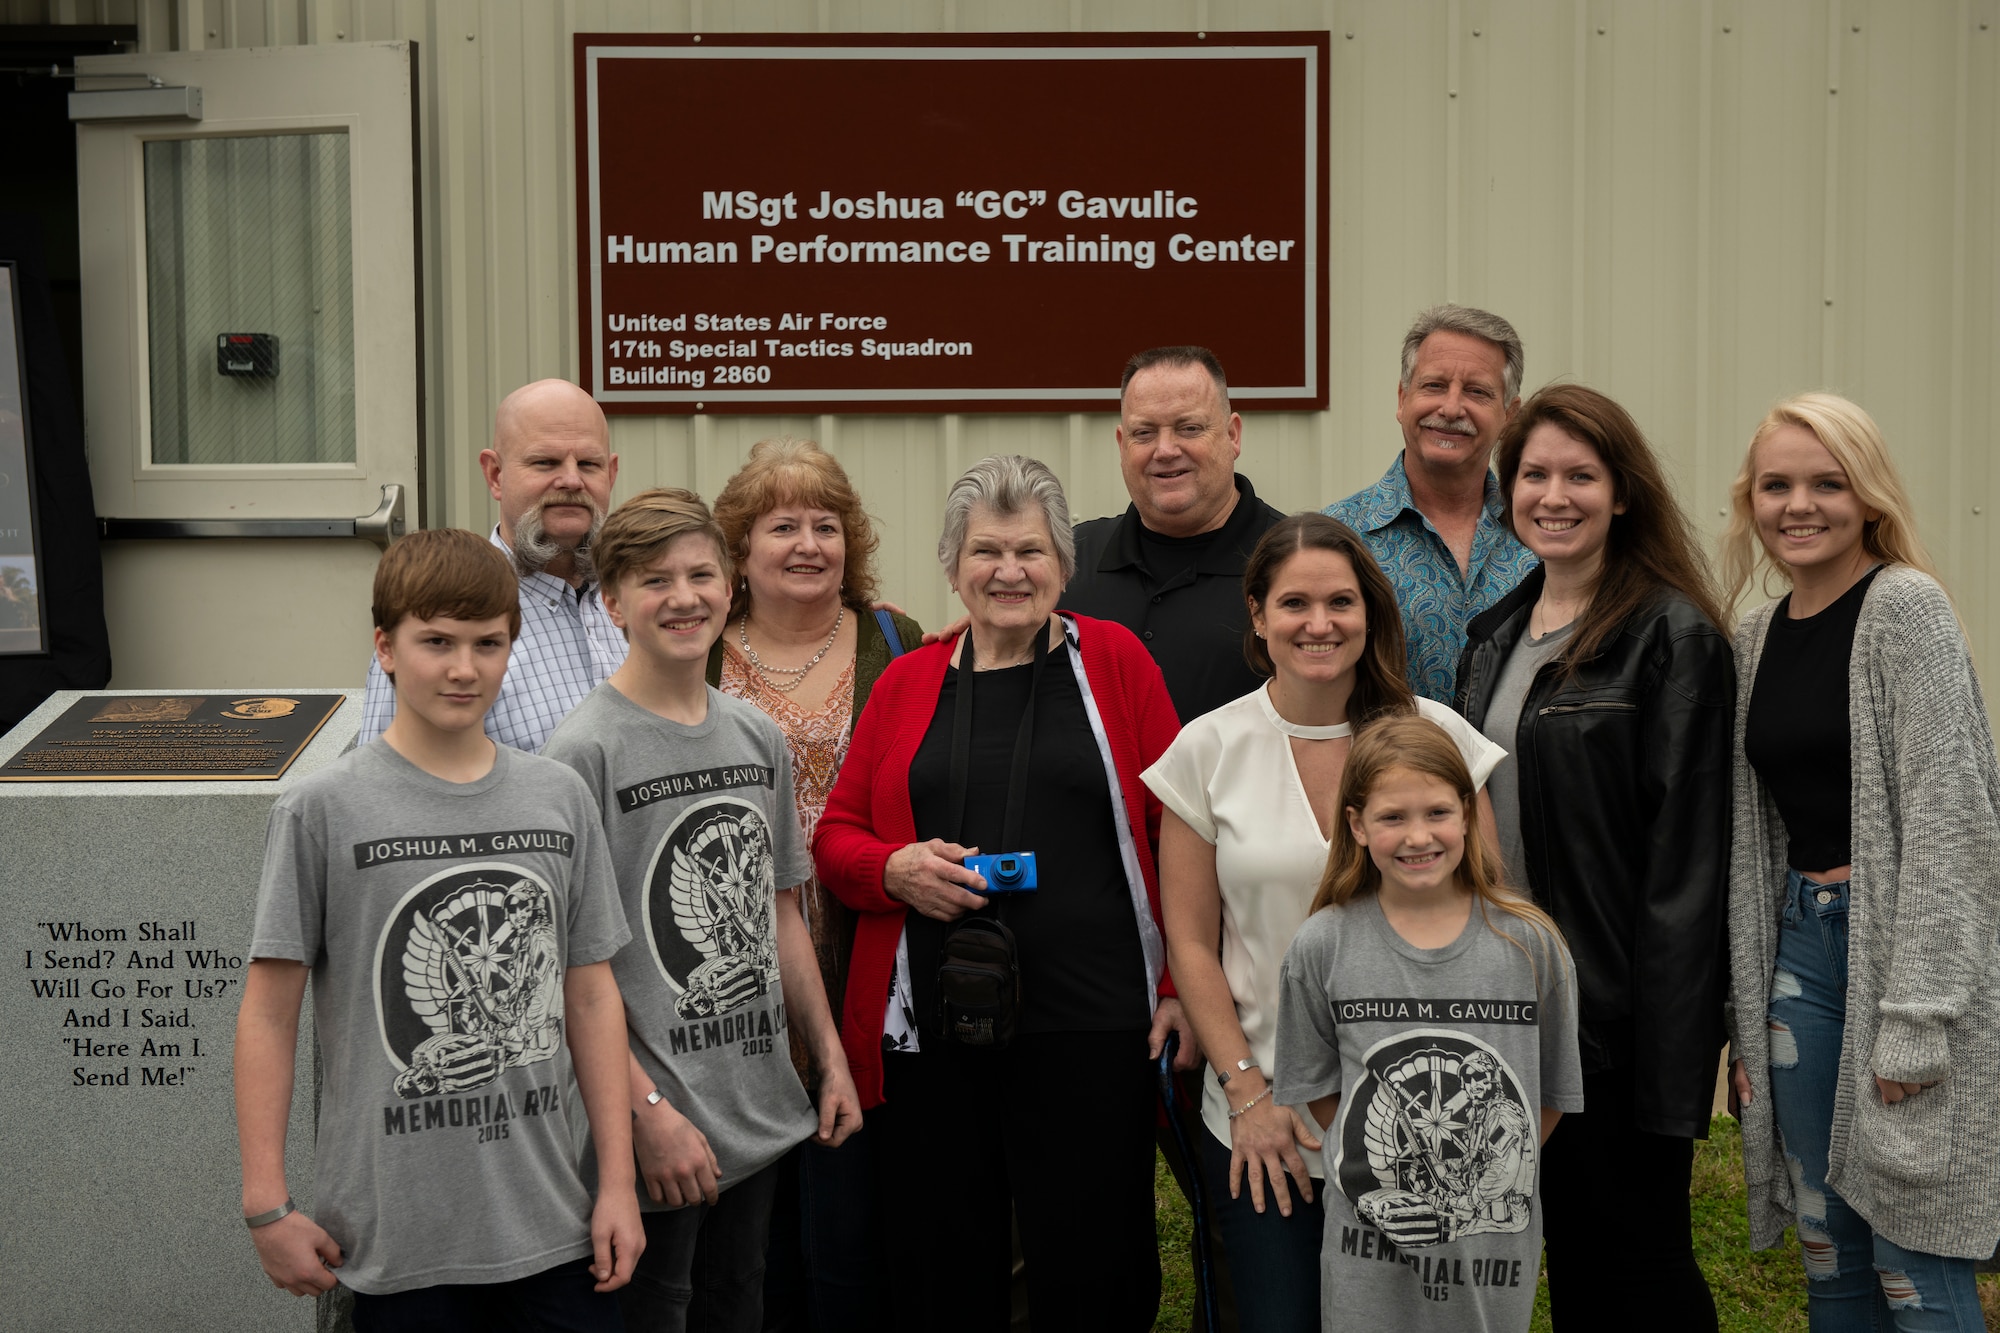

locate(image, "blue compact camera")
[[964, 852, 1038, 894]]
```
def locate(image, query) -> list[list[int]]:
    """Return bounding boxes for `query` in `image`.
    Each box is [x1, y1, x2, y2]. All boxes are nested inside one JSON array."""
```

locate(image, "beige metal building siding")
[[22, 0, 2000, 670]]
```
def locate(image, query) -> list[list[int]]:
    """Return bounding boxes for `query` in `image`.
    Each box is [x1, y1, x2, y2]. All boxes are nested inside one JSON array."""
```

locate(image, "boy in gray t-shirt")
[[1275, 895, 1582, 1332], [543, 488, 860, 1333], [235, 530, 641, 1325]]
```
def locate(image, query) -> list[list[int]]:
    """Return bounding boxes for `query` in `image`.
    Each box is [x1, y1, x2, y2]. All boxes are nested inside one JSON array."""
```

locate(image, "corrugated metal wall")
[[21, 0, 2000, 663]]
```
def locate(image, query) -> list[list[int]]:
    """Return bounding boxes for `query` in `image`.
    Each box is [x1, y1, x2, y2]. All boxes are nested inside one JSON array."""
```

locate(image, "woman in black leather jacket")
[[1454, 384, 1732, 1331]]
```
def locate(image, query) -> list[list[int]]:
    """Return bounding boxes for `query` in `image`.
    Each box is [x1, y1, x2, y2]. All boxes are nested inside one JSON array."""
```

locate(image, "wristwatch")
[[1217, 1057, 1259, 1087]]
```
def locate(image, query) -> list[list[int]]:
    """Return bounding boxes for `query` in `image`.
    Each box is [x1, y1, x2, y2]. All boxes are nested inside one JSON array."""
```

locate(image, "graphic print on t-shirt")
[[1334, 1029, 1536, 1250], [375, 862, 565, 1099], [642, 796, 780, 1019]]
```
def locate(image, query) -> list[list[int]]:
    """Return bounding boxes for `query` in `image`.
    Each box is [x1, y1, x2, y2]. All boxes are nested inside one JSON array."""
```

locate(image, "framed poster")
[[575, 33, 1329, 414], [0, 262, 48, 656]]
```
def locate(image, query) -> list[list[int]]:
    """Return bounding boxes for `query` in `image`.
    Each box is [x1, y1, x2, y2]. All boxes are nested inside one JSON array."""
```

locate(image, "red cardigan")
[[812, 613, 1181, 1107]]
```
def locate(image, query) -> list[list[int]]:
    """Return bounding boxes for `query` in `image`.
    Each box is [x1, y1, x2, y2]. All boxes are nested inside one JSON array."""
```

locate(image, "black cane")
[[1157, 1031, 1220, 1333]]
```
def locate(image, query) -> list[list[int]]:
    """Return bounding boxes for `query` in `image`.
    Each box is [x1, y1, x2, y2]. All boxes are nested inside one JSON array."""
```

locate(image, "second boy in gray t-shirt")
[[542, 487, 860, 1333], [547, 681, 818, 1190]]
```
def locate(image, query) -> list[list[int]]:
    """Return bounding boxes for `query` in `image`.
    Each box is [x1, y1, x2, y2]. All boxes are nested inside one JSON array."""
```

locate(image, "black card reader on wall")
[[215, 333, 279, 376]]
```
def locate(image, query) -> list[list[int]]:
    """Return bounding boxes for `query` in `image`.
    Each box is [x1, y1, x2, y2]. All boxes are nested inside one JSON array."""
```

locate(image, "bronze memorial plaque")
[[0, 693, 345, 781]]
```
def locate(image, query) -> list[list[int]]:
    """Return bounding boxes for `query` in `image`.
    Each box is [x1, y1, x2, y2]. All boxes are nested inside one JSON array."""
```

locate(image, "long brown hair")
[[1311, 715, 1567, 977], [1242, 514, 1415, 725], [1494, 385, 1729, 674]]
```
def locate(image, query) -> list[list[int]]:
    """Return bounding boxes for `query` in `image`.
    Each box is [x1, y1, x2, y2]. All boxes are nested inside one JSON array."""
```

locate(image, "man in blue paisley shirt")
[[1324, 305, 1539, 701]]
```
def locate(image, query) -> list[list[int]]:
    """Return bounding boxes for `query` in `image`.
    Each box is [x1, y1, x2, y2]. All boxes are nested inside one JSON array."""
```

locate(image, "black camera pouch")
[[935, 619, 1051, 1050], [938, 916, 1021, 1047]]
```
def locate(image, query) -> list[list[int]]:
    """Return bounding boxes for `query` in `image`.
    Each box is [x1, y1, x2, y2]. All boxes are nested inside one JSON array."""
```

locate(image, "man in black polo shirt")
[[1059, 345, 1282, 1333], [1062, 345, 1285, 723]]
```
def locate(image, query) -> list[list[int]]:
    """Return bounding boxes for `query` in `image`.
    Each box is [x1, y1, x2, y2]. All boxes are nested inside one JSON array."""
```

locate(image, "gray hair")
[[1400, 304, 1525, 404], [937, 455, 1076, 583], [510, 494, 606, 582]]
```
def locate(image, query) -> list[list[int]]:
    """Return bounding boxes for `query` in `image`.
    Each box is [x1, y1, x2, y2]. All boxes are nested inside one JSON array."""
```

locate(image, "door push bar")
[[98, 483, 407, 551]]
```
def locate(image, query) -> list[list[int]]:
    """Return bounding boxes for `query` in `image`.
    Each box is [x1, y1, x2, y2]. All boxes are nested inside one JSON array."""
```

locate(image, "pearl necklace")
[[739, 607, 843, 694]]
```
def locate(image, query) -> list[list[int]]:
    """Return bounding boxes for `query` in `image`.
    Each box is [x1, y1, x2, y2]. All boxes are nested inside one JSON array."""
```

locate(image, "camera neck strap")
[[947, 619, 1052, 854]]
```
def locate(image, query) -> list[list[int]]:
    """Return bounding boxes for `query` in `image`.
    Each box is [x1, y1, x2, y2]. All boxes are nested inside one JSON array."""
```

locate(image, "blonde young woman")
[[707, 438, 921, 1333], [1723, 393, 2000, 1330]]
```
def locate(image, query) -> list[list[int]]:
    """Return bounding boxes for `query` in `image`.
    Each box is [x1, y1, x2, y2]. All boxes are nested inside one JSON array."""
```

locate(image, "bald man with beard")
[[358, 379, 628, 752]]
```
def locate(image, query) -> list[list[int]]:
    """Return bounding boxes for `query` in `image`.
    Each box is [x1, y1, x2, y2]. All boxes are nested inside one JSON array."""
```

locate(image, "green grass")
[[1153, 1151, 1197, 1330], [1677, 1116, 1813, 1331], [1153, 1116, 2000, 1331]]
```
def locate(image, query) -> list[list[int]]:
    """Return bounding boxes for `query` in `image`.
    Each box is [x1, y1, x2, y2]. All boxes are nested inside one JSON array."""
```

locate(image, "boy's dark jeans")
[[623, 1160, 782, 1333], [348, 1257, 623, 1332]]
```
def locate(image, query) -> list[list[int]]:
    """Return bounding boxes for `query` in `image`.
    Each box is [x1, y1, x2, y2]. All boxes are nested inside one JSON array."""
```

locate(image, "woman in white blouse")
[[1145, 513, 1503, 1333]]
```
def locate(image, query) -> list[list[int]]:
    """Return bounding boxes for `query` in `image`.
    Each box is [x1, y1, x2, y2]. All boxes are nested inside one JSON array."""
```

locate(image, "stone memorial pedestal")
[[0, 689, 361, 1332]]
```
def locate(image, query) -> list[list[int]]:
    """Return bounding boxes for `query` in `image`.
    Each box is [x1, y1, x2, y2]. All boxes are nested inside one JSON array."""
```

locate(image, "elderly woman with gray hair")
[[814, 455, 1190, 1333]]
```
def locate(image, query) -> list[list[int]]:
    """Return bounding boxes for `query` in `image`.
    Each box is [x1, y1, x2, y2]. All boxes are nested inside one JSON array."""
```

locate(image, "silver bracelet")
[[1227, 1087, 1273, 1120], [1217, 1057, 1260, 1087], [244, 1198, 297, 1229]]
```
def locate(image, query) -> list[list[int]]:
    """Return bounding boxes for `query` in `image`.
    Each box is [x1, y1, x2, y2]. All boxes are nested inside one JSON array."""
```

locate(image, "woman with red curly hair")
[[707, 437, 921, 1332]]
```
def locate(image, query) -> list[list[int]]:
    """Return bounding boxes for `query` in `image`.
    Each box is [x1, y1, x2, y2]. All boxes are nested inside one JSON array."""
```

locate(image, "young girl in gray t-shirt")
[[1274, 715, 1582, 1333]]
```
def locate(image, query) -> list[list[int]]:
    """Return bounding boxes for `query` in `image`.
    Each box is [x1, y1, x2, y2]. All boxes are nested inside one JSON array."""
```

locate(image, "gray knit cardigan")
[[1727, 564, 2000, 1258]]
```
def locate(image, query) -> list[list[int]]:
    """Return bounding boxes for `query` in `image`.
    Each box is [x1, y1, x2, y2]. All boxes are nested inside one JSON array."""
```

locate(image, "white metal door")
[[71, 41, 418, 687]]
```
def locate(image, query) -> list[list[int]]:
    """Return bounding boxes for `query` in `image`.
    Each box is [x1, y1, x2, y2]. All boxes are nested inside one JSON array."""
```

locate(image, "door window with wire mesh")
[[142, 132, 355, 465]]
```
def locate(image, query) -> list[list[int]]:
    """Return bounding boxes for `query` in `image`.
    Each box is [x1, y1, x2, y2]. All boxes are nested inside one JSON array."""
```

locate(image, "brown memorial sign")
[[0, 693, 344, 781], [574, 33, 1328, 414]]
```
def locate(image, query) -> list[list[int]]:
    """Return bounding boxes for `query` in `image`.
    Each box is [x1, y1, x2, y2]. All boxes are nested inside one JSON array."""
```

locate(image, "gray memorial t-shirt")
[[545, 683, 817, 1204], [249, 740, 631, 1295], [1275, 895, 1583, 1332]]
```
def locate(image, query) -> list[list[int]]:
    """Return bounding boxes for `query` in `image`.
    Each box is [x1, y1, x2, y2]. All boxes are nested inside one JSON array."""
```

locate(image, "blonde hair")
[[1312, 715, 1567, 979], [710, 437, 882, 618], [592, 488, 731, 592], [1721, 392, 1941, 606]]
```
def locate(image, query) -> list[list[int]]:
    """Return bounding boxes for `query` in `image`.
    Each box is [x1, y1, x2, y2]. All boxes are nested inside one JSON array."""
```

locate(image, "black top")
[[1136, 523, 1205, 591], [1745, 566, 1883, 871], [905, 641, 1149, 1036], [1062, 474, 1287, 724]]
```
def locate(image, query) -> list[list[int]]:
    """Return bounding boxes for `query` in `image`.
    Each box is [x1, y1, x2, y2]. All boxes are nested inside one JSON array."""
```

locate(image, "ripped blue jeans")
[[1767, 868, 1984, 1332]]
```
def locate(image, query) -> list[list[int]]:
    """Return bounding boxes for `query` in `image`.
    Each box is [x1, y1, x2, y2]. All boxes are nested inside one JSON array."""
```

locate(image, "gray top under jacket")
[[1475, 620, 1573, 888], [1727, 564, 2000, 1259]]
